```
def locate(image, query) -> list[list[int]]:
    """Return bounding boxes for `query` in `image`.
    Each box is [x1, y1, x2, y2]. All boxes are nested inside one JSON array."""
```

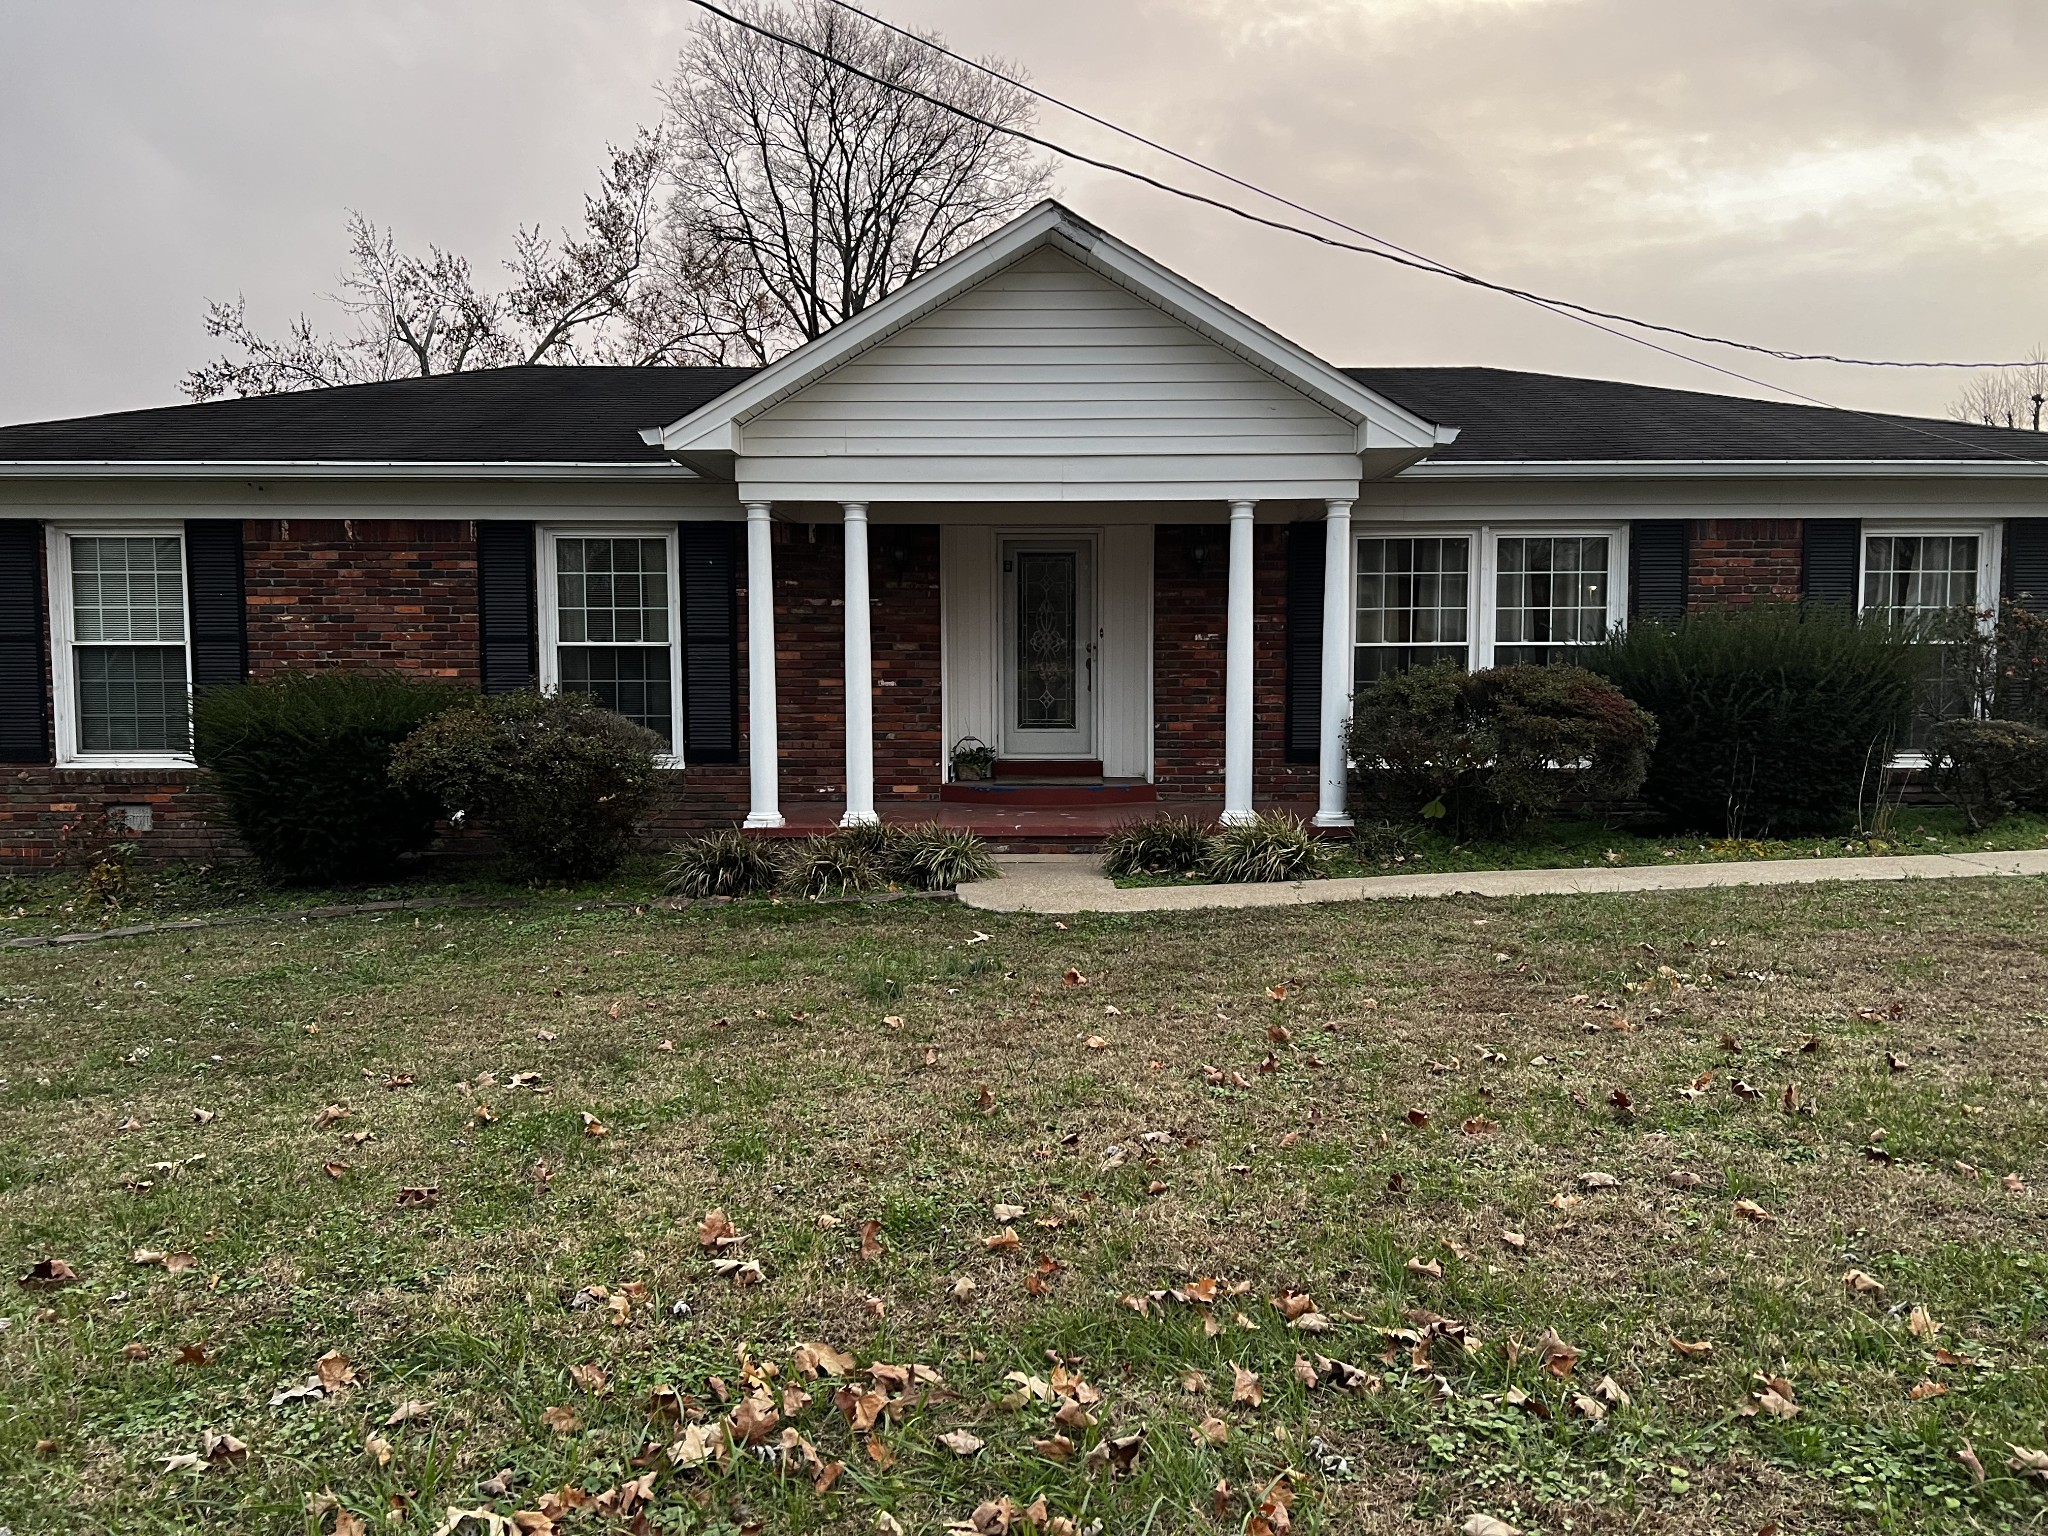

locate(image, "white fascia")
[[646, 199, 1451, 461], [0, 461, 698, 481], [1397, 458, 2048, 480]]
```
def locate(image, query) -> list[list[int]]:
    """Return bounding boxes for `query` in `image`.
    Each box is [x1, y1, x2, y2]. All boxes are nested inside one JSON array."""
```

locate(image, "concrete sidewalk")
[[955, 848, 2048, 915]]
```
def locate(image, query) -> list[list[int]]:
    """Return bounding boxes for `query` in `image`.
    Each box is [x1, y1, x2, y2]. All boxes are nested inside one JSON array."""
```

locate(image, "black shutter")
[[0, 520, 50, 764], [1628, 520, 1688, 620], [1283, 521, 1325, 764], [477, 521, 537, 694], [678, 521, 739, 762], [2006, 519, 2048, 614], [184, 520, 247, 689], [1801, 519, 1861, 604]]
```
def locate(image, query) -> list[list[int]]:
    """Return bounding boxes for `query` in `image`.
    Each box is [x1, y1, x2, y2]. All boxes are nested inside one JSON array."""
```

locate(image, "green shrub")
[[192, 671, 462, 883], [1351, 818, 1426, 867], [1347, 662, 1656, 838], [391, 691, 663, 880], [1203, 812, 1331, 884], [664, 828, 781, 898], [780, 833, 885, 898], [1931, 718, 2048, 830], [1588, 604, 1928, 837], [891, 824, 998, 890], [1100, 815, 1213, 878]]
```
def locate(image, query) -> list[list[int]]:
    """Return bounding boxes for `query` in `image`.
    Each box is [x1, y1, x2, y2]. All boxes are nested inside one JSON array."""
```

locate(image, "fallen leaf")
[[1405, 1256, 1442, 1279], [316, 1350, 357, 1390], [364, 1434, 392, 1467], [569, 1362, 609, 1396], [323, 1161, 350, 1179], [1062, 968, 1087, 989], [1033, 1432, 1075, 1461], [2009, 1445, 2048, 1482], [1463, 1518, 1521, 1536], [1535, 1329, 1579, 1379], [541, 1405, 581, 1435], [579, 1112, 607, 1140], [191, 1109, 217, 1125], [1405, 1107, 1430, 1128], [1578, 1171, 1619, 1191], [314, 1105, 352, 1127], [1192, 1414, 1230, 1446], [1843, 1269, 1886, 1296], [395, 1186, 437, 1210], [384, 1400, 433, 1427], [938, 1429, 984, 1457], [1732, 1198, 1776, 1223], [859, 1219, 885, 1262], [1670, 1337, 1714, 1359], [18, 1259, 80, 1291], [1083, 1035, 1109, 1050], [1908, 1305, 1939, 1340], [697, 1209, 744, 1251], [1231, 1363, 1262, 1406]]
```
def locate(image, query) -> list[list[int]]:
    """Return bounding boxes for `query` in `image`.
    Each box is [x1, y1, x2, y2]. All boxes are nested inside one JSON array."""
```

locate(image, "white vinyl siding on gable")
[[739, 247, 1364, 502]]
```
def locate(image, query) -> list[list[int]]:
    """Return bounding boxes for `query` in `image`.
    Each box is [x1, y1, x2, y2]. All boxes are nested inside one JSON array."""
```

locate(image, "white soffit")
[[647, 200, 1454, 461]]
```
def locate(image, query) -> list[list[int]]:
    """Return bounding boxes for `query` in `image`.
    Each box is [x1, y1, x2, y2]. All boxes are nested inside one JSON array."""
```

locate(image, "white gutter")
[[0, 460, 697, 481], [1398, 458, 2048, 480]]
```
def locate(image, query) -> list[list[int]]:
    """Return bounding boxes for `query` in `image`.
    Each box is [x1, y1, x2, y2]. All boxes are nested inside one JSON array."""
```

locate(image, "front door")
[[1000, 537, 1094, 760]]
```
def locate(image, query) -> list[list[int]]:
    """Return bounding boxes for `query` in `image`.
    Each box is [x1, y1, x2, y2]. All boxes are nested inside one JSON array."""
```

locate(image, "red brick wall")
[[1151, 524, 1313, 803], [1688, 519, 1803, 609], [244, 519, 479, 680], [642, 521, 943, 836], [1, 769, 235, 867]]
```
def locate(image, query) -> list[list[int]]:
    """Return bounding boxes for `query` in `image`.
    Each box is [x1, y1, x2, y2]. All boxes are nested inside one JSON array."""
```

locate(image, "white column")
[[1222, 498, 1258, 826], [839, 501, 878, 827], [1315, 498, 1355, 827], [742, 501, 783, 829]]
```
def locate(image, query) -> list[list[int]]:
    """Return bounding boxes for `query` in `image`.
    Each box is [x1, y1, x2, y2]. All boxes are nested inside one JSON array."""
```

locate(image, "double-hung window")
[[1354, 535, 1472, 685], [1860, 526, 1998, 753], [1492, 534, 1615, 665], [48, 528, 193, 765], [538, 530, 682, 759], [1354, 526, 1626, 684]]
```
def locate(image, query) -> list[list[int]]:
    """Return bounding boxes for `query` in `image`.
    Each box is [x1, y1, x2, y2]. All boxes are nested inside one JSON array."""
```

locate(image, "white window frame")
[[536, 524, 685, 767], [46, 523, 195, 770], [1480, 524, 1631, 668], [1857, 520, 2002, 768], [1353, 523, 1631, 677]]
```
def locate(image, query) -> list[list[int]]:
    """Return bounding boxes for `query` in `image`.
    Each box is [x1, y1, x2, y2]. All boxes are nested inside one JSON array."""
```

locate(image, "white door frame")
[[996, 529, 1099, 760]]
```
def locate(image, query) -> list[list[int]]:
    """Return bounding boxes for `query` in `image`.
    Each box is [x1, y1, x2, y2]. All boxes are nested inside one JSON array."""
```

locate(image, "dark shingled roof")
[[0, 366, 756, 464], [0, 361, 2041, 469], [1344, 365, 2045, 464]]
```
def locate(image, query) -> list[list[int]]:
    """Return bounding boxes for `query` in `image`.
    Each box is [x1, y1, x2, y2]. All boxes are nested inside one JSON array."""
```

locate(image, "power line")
[[818, 0, 2038, 374], [677, 0, 2048, 469]]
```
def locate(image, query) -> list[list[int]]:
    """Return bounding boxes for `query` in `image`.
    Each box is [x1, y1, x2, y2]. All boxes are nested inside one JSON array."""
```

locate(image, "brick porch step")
[[938, 778, 1157, 807]]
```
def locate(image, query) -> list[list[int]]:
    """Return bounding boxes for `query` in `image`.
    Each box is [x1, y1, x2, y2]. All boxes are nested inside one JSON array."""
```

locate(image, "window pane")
[[1354, 536, 1470, 685], [72, 536, 185, 643], [560, 645, 673, 744], [1495, 536, 1609, 656], [1863, 535, 1978, 619], [77, 645, 189, 752], [556, 537, 669, 645]]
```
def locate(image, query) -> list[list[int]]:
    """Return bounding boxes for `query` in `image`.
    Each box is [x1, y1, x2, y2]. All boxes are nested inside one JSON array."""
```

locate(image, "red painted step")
[[992, 758, 1103, 778], [939, 779, 1158, 807]]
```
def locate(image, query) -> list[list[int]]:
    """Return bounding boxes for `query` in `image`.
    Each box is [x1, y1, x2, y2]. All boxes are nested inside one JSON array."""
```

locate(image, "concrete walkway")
[[955, 848, 2048, 915]]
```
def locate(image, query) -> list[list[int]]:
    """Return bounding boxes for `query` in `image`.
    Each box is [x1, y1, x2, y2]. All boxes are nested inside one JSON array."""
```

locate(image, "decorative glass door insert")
[[1000, 538, 1094, 759]]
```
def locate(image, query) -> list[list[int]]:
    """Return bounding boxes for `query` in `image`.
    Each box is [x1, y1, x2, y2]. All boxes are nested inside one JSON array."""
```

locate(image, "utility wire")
[[678, 0, 2048, 469], [819, 0, 2036, 373]]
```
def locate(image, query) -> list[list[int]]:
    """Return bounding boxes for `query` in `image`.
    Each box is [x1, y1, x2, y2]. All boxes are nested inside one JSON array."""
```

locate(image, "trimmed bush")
[[1931, 718, 2048, 830], [1588, 604, 1928, 837], [1347, 662, 1656, 838], [391, 691, 663, 880], [665, 828, 781, 898], [1100, 815, 1213, 878], [780, 833, 885, 898], [192, 671, 463, 883], [891, 824, 998, 890], [1203, 812, 1330, 884]]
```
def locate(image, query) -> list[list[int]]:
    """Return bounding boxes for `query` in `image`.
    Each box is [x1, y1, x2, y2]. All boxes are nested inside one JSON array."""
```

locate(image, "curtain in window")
[[555, 537, 674, 745], [70, 535, 188, 752], [1354, 536, 1471, 685], [1494, 536, 1610, 666]]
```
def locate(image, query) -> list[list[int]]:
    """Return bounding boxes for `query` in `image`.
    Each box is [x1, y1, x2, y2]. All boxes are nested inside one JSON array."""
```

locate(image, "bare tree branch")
[[1949, 350, 2048, 432]]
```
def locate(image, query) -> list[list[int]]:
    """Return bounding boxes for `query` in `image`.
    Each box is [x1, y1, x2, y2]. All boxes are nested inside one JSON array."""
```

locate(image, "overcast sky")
[[2, 0, 2044, 428]]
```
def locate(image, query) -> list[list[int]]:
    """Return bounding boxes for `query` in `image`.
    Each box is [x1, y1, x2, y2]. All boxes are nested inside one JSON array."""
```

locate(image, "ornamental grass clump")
[[1202, 812, 1331, 884], [391, 690, 663, 881], [1099, 814, 1214, 878], [664, 828, 782, 898], [191, 670, 463, 884], [890, 824, 998, 890], [1588, 603, 1926, 837], [779, 833, 886, 898]]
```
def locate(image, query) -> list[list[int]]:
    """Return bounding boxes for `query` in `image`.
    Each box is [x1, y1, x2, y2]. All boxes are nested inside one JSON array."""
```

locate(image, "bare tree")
[[1949, 350, 2048, 432], [182, 132, 744, 400], [663, 0, 1052, 360], [183, 4, 1052, 398]]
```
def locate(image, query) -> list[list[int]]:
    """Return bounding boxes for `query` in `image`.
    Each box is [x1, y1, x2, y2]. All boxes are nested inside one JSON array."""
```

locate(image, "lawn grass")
[[1112, 807, 2048, 888], [3, 867, 2048, 1534]]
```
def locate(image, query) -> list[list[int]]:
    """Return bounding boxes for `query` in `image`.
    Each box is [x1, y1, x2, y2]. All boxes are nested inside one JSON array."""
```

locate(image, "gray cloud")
[[2, 0, 2042, 426]]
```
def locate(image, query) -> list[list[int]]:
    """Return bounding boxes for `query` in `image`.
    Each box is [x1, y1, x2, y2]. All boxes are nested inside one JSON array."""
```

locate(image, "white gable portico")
[[646, 201, 1453, 834]]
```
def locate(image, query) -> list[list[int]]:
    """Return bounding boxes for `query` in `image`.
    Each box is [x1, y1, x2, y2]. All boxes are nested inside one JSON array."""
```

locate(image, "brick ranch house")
[[2, 201, 2045, 863]]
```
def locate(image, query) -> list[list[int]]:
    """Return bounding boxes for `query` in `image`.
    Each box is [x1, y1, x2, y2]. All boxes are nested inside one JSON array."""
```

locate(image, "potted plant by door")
[[950, 737, 996, 783]]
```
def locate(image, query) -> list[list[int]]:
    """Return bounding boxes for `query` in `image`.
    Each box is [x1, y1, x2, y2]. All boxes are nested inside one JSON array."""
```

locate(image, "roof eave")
[[1397, 458, 2048, 480], [0, 460, 697, 481]]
